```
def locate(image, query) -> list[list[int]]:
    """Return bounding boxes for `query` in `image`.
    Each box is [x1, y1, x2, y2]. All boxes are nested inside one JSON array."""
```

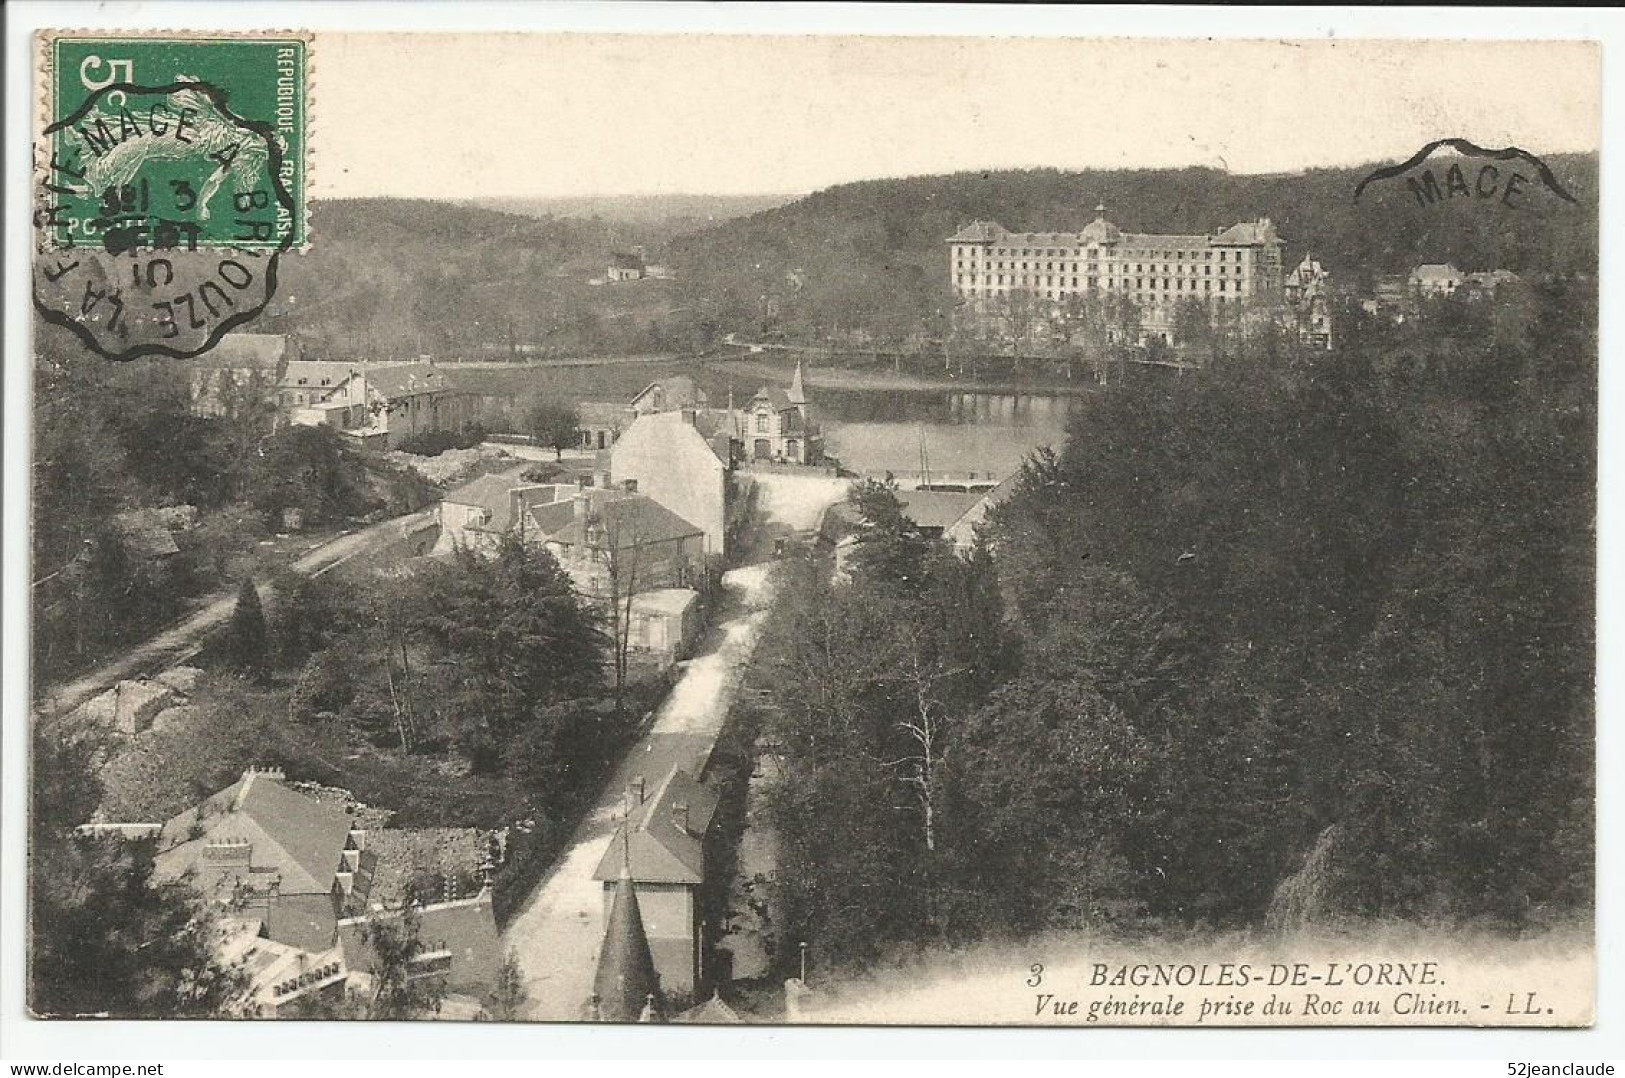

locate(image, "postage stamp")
[[32, 32, 307, 359]]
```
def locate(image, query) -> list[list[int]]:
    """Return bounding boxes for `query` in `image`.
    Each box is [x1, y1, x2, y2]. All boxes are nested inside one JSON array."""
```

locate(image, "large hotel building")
[[947, 206, 1286, 343]]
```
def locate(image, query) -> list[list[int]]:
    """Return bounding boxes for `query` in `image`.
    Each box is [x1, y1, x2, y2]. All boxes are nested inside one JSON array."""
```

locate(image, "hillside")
[[468, 192, 798, 232], [260, 157, 1596, 362], [261, 198, 700, 360], [666, 157, 1598, 340]]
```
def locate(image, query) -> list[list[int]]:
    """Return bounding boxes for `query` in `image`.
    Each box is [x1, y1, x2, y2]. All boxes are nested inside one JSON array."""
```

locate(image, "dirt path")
[[36, 508, 436, 722], [500, 472, 846, 1020]]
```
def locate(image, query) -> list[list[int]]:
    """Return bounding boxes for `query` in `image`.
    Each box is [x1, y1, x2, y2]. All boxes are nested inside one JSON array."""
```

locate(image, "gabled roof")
[[1210, 217, 1280, 246], [362, 363, 459, 399], [154, 770, 355, 897], [752, 386, 794, 412], [592, 767, 719, 886], [578, 401, 633, 427], [630, 587, 700, 619], [548, 492, 704, 550], [895, 490, 984, 531], [630, 376, 706, 411], [527, 498, 580, 540], [610, 251, 646, 270], [947, 220, 1005, 243], [442, 476, 561, 534], [1413, 263, 1463, 279], [338, 891, 502, 997], [280, 360, 361, 391], [675, 990, 743, 1024]]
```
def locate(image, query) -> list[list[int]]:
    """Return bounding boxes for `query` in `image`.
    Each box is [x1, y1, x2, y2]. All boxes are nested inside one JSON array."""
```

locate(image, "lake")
[[817, 389, 1084, 483], [449, 359, 1084, 483]]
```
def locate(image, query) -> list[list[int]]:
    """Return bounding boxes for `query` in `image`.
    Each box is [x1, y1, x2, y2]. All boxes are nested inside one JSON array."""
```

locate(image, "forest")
[[756, 273, 1594, 972], [255, 154, 1597, 363]]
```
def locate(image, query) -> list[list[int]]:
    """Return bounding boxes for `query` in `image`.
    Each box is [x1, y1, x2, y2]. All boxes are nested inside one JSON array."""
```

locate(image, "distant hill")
[[466, 193, 799, 233], [261, 157, 1596, 363], [666, 157, 1598, 339]]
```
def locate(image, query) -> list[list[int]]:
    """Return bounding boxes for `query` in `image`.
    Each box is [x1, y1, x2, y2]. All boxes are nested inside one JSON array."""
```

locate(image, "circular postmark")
[[32, 79, 294, 361]]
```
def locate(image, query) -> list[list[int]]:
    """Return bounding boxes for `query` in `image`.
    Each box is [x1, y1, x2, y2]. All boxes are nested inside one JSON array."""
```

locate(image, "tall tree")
[[222, 578, 271, 682]]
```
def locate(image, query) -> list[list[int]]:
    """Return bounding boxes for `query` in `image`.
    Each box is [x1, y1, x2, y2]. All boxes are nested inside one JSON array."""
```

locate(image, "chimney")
[[681, 407, 697, 426], [573, 493, 590, 522], [671, 802, 689, 835], [629, 775, 646, 804], [622, 478, 638, 494]]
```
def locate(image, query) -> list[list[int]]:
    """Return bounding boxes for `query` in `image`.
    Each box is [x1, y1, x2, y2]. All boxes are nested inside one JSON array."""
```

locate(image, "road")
[[501, 472, 847, 1020], [37, 508, 438, 722]]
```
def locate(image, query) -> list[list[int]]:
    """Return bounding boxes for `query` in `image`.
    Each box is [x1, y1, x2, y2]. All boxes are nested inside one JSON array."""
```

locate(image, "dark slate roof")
[[265, 892, 341, 953], [364, 363, 459, 399], [895, 490, 984, 531], [528, 498, 580, 539], [443, 477, 562, 534], [630, 375, 706, 411], [338, 892, 502, 998], [280, 360, 362, 391], [753, 386, 793, 412], [592, 767, 718, 886], [578, 401, 633, 428], [592, 871, 660, 1021], [155, 771, 354, 897], [611, 252, 646, 270], [1210, 218, 1280, 246], [548, 494, 703, 550]]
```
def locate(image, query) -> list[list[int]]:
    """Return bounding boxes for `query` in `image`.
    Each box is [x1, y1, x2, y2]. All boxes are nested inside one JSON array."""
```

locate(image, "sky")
[[313, 34, 1600, 200]]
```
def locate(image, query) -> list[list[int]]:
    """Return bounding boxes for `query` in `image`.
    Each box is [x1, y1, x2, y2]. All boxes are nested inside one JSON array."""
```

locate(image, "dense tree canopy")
[[759, 276, 1594, 976]]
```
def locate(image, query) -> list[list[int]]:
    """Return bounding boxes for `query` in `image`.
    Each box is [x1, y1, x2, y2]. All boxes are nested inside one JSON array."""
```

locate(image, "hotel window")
[[1204, 281, 1211, 292], [1219, 281, 1227, 292]]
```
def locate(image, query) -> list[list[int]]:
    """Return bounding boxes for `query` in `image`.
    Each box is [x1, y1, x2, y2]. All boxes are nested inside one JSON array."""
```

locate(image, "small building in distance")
[[284, 361, 474, 450], [592, 767, 719, 1002], [576, 401, 634, 451], [434, 474, 569, 556], [1410, 263, 1464, 298], [543, 488, 707, 601], [607, 250, 647, 282], [1284, 253, 1335, 350], [628, 587, 702, 667], [1463, 268, 1523, 300]]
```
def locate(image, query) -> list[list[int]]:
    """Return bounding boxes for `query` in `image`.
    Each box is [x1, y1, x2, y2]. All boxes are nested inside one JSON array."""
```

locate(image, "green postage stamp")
[[34, 31, 309, 359]]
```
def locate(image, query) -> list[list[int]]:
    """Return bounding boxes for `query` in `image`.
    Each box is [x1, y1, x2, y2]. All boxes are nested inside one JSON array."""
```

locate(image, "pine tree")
[[223, 577, 270, 682]]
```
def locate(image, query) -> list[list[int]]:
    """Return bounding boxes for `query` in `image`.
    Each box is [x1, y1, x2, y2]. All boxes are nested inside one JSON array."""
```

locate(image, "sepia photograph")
[[8, 7, 1609, 1055]]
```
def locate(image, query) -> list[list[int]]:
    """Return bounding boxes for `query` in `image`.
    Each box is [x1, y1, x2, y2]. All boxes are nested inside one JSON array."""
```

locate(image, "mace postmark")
[[33, 33, 309, 360]]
